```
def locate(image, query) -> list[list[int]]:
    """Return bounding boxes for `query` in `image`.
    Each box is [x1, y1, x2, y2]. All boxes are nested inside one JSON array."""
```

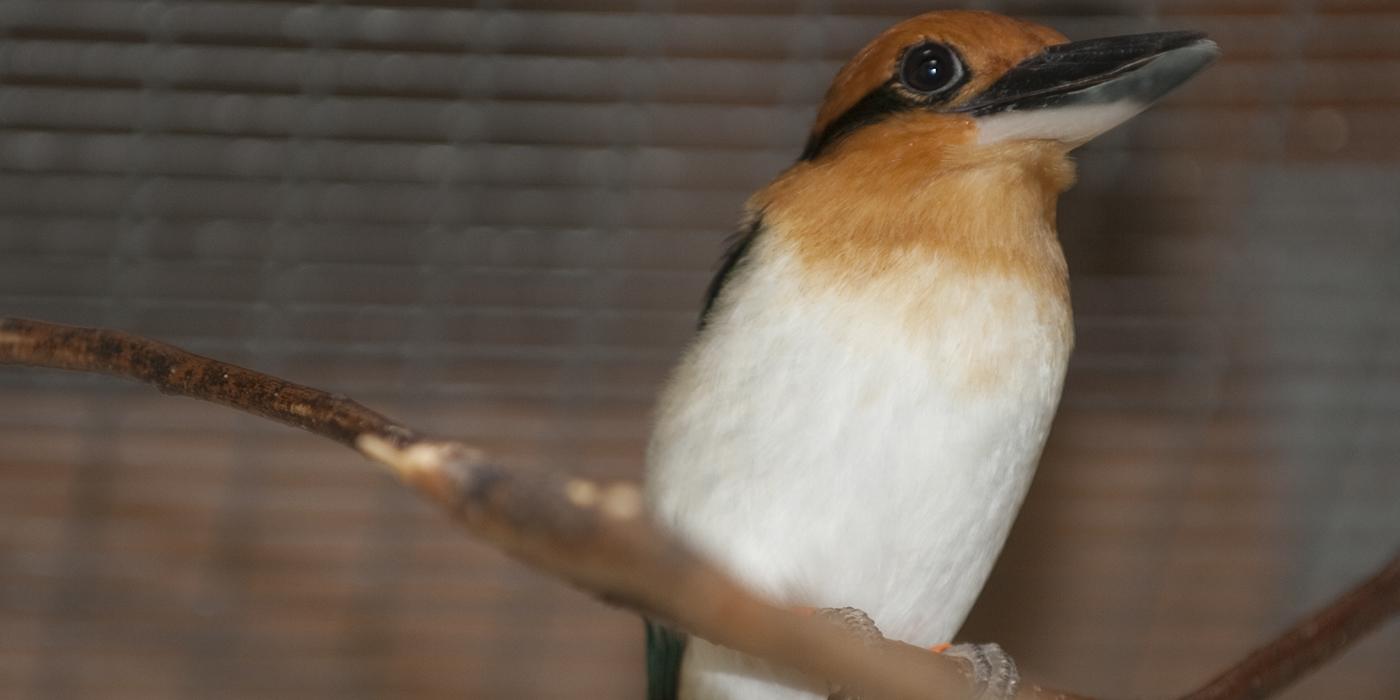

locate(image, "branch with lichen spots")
[[2, 316, 1397, 700]]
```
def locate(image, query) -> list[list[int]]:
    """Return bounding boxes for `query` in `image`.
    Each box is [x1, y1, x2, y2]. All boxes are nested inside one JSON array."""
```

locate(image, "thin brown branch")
[[0, 317, 1061, 700], [2, 315, 1396, 700], [1177, 549, 1400, 700], [0, 316, 416, 450]]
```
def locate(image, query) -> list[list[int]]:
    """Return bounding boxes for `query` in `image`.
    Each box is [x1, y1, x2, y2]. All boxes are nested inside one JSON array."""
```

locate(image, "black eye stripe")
[[799, 42, 972, 162], [799, 83, 905, 161]]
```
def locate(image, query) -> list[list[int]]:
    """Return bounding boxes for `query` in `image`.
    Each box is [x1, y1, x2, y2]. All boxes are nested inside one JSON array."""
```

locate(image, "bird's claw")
[[815, 608, 1018, 700], [817, 607, 882, 700], [943, 642, 1019, 700]]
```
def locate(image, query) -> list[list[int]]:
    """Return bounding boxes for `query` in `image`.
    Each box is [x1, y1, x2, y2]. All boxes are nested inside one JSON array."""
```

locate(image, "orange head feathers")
[[808, 11, 1065, 153], [799, 10, 1218, 161], [739, 11, 1217, 300]]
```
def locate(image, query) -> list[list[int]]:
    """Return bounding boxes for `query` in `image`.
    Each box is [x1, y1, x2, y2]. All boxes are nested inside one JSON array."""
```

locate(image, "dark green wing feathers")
[[699, 217, 763, 329], [649, 218, 766, 698], [646, 620, 686, 700]]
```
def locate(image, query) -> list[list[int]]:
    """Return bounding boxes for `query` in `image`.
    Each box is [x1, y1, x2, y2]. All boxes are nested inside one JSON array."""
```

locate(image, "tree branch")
[[1, 316, 1395, 700], [1178, 550, 1400, 700]]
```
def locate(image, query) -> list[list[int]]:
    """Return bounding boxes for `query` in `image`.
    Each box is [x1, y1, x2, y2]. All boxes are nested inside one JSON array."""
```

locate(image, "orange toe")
[[929, 642, 952, 654]]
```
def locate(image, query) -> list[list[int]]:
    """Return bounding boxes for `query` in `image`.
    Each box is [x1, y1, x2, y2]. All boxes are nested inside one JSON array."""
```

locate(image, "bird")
[[644, 10, 1217, 700]]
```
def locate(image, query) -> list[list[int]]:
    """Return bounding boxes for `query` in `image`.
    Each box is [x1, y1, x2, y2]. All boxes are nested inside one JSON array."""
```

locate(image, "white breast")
[[646, 235, 1071, 699]]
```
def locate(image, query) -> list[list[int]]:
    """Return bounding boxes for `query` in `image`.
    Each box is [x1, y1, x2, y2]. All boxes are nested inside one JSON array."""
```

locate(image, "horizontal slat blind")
[[2, 2, 1397, 698]]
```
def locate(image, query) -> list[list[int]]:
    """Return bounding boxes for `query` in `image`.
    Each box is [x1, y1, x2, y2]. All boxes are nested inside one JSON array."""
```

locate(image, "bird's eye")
[[899, 42, 964, 96]]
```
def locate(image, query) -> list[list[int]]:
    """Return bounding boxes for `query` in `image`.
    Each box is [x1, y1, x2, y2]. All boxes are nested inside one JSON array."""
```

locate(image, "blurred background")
[[1, 0, 1397, 698]]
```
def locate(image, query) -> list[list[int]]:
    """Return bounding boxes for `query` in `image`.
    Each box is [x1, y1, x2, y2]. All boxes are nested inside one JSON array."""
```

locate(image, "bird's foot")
[[813, 607, 882, 700], [810, 606, 1019, 700], [939, 642, 1020, 700]]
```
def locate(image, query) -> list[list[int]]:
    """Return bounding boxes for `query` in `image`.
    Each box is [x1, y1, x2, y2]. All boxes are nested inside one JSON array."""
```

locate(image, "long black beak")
[[953, 31, 1218, 146], [958, 31, 1219, 117]]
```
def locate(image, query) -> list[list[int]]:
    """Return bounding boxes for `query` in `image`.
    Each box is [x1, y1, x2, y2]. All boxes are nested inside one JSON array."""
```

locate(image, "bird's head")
[[748, 11, 1218, 305], [801, 10, 1219, 161]]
